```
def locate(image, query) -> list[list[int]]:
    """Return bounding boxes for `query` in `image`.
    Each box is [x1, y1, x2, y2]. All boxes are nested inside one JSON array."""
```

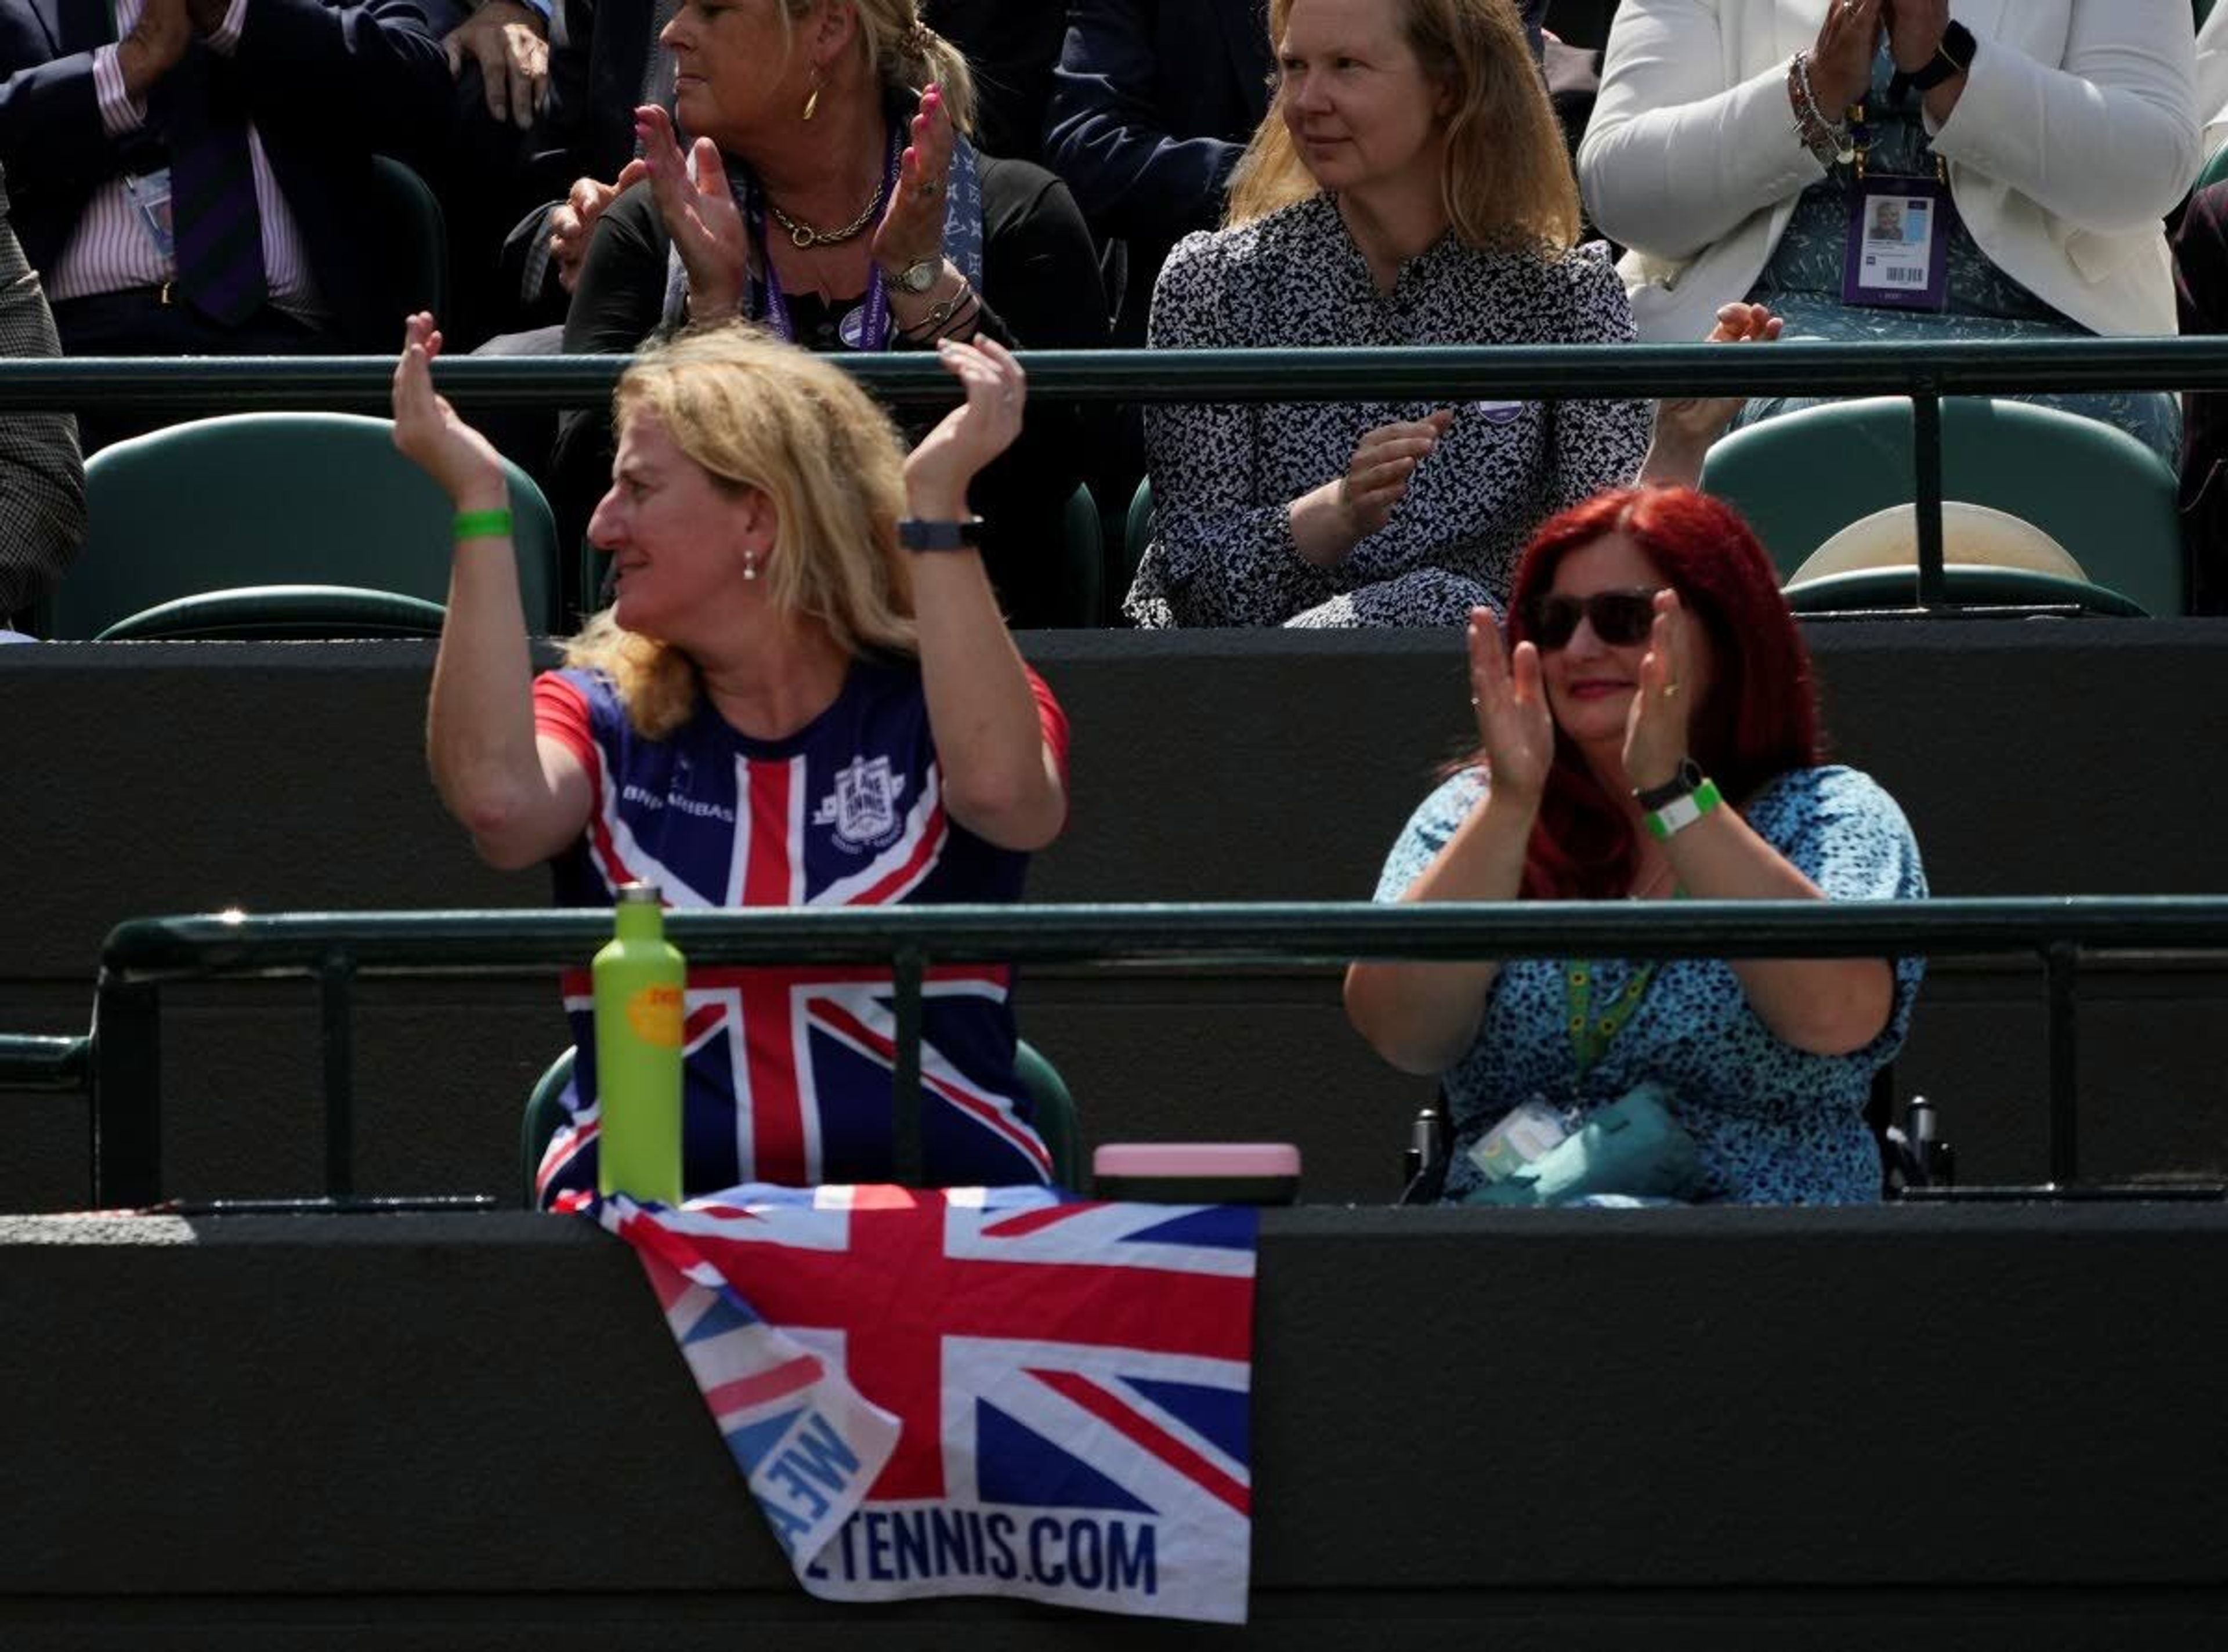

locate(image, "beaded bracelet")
[[1788, 49, 1854, 167]]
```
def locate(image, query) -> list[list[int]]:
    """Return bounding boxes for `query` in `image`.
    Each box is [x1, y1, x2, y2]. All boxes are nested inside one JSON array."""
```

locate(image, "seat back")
[[521, 1037, 1080, 1205], [366, 155, 450, 326], [1699, 396, 2184, 615], [1119, 476, 1153, 616], [46, 412, 560, 639], [1055, 481, 1103, 628], [1781, 563, 2149, 617]]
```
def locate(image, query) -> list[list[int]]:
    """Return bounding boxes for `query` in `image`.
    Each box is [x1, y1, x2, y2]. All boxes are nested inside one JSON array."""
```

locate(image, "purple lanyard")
[[746, 129, 902, 353]]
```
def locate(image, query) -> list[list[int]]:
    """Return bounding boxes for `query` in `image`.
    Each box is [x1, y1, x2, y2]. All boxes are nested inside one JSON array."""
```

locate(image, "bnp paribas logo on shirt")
[[812, 755, 907, 852]]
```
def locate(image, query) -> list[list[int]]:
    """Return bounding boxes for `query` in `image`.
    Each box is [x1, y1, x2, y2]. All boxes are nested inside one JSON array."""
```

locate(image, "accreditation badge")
[[1842, 173, 1952, 313]]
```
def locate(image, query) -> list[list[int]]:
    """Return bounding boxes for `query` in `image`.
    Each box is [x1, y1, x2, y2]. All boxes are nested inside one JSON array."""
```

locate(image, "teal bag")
[[1463, 1082, 1708, 1207]]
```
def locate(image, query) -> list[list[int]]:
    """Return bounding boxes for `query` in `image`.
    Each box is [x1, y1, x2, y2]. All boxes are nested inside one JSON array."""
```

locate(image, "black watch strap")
[[1633, 758, 1705, 813], [1893, 19, 1974, 99], [897, 517, 983, 553]]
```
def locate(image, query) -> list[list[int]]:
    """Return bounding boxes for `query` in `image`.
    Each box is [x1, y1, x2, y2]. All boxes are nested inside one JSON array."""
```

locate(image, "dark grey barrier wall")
[[5, 622, 2228, 1209], [1, 1205, 2222, 1649]]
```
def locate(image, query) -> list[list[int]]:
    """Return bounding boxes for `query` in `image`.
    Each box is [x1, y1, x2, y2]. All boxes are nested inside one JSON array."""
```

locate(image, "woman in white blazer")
[[1577, 0, 2199, 458]]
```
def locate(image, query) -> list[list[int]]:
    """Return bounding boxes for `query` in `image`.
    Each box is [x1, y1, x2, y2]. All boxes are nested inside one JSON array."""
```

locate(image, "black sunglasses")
[[1522, 588, 1662, 651]]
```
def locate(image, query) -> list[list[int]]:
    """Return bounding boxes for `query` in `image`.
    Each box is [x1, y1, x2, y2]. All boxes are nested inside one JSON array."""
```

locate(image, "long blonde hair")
[[1225, 0, 1579, 255], [772, 0, 978, 134], [563, 324, 918, 739]]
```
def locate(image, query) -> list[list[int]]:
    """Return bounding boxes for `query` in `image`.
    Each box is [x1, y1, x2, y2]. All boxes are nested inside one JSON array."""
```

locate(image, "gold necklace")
[[765, 186, 882, 249]]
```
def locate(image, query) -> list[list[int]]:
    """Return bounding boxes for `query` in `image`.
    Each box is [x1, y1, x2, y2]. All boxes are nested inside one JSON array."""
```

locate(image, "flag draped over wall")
[[584, 1184, 1259, 1623]]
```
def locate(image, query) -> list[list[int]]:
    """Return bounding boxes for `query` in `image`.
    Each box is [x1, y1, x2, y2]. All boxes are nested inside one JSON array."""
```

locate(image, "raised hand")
[[549, 162, 646, 294], [635, 104, 749, 320], [903, 336, 1025, 521], [871, 81, 953, 287], [390, 313, 509, 512], [1644, 301, 1783, 481], [1621, 589, 1697, 795], [1339, 409, 1453, 543], [1807, 0, 1884, 115], [1467, 606, 1554, 806], [1881, 0, 1952, 74]]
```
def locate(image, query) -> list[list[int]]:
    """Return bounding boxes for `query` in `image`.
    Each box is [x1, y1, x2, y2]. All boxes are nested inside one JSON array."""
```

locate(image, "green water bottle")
[[594, 882, 685, 1205]]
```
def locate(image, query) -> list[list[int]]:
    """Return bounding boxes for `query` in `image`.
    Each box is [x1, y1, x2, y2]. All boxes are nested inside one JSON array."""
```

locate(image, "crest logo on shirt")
[[813, 756, 907, 852]]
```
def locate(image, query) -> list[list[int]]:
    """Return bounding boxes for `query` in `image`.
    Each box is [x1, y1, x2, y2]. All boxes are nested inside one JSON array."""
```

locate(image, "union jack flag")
[[533, 665, 1064, 1197], [581, 1183, 1257, 1622]]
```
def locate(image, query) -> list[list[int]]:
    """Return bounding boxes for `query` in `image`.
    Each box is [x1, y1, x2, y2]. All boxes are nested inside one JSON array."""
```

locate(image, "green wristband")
[[453, 508, 513, 542]]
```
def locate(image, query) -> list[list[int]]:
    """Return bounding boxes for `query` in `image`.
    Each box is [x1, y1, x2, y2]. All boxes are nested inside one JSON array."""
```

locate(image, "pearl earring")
[[743, 546, 762, 582]]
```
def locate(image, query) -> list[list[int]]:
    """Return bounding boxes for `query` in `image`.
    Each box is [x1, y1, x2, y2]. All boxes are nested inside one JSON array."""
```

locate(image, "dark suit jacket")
[[0, 0, 450, 343]]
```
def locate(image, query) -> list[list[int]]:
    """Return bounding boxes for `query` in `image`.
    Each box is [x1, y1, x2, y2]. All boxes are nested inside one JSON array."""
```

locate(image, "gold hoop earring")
[[802, 73, 822, 121]]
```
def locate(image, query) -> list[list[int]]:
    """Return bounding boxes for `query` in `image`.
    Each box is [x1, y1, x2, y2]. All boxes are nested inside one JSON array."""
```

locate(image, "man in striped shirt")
[[0, 0, 451, 360], [0, 160, 81, 633]]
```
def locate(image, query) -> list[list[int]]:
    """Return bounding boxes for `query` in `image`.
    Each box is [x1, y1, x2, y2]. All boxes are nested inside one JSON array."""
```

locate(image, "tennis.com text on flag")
[[755, 1412, 1159, 1597], [807, 1508, 1159, 1597]]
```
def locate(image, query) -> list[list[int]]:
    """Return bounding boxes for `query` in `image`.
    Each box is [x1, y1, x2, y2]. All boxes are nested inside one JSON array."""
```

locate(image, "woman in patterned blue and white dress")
[[1346, 486, 1927, 1204]]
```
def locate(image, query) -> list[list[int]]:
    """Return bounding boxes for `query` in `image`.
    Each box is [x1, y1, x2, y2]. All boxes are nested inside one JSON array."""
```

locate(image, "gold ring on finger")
[[1662, 682, 1680, 700]]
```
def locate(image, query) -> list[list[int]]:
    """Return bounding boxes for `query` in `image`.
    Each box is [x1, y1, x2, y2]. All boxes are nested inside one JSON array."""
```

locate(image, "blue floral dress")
[[1373, 766, 1928, 1205], [1737, 47, 2178, 464]]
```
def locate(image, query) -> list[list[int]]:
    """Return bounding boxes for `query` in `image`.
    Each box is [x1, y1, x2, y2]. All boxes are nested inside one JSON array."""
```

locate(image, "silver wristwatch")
[[894, 258, 942, 295]]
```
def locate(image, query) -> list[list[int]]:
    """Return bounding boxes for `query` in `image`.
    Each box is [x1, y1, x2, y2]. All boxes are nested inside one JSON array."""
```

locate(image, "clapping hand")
[[871, 81, 953, 285], [391, 313, 508, 512], [549, 164, 647, 294], [903, 337, 1025, 520], [1467, 606, 1553, 806], [1339, 410, 1453, 545], [1651, 300, 1782, 457], [635, 104, 749, 320], [1808, 0, 1884, 114], [1621, 589, 1697, 795]]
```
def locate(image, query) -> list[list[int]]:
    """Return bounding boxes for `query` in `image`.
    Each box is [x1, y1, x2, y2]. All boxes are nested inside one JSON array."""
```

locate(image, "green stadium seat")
[[1057, 481, 1104, 629], [1781, 564, 2148, 618], [1699, 395, 2184, 615], [522, 1037, 1082, 1205], [1119, 476, 1152, 620], [45, 411, 561, 640], [367, 155, 450, 325]]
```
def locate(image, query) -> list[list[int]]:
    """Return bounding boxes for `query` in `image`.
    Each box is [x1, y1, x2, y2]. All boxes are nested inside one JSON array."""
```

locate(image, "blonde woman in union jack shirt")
[[391, 309, 1069, 1203]]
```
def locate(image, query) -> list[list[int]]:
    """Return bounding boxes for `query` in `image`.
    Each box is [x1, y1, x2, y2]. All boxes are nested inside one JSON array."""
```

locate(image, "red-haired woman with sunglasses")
[[1344, 486, 1926, 1203]]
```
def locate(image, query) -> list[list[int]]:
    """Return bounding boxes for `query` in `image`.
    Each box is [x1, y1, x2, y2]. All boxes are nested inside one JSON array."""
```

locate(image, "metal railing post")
[[90, 979, 161, 1209], [2045, 941, 2081, 1185], [319, 948, 358, 1198], [890, 945, 926, 1189], [1912, 390, 1947, 609]]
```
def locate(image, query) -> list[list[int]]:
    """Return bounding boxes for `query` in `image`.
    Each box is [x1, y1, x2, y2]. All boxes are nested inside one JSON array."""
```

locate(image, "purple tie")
[[167, 48, 267, 326]]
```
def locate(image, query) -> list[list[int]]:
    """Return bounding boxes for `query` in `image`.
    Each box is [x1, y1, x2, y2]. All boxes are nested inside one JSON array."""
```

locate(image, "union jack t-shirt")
[[530, 655, 1069, 1203]]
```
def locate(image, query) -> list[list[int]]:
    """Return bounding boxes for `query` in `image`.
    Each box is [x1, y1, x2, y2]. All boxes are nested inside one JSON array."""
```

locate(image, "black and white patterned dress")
[[1126, 193, 1651, 629]]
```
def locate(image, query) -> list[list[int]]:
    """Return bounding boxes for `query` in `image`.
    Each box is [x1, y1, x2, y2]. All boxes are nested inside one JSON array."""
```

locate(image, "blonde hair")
[[1226, 0, 1579, 255], [773, 0, 978, 135], [562, 323, 918, 740]]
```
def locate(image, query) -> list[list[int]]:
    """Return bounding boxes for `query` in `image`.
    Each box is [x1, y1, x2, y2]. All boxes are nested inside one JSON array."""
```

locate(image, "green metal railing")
[[68, 896, 2228, 1207], [5, 337, 2225, 610]]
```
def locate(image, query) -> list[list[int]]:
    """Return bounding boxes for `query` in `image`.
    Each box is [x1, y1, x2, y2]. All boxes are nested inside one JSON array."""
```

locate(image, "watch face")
[[899, 260, 939, 294]]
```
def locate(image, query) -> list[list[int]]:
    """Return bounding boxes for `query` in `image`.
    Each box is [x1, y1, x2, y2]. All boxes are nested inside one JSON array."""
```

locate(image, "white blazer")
[[1576, 0, 2199, 342]]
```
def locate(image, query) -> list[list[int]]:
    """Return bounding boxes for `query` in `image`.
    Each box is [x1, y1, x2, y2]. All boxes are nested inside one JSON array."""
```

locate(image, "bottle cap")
[[616, 881, 662, 904]]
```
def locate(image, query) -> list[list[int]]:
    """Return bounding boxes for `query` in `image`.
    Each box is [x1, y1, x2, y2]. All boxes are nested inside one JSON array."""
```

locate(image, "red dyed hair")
[[1494, 487, 1824, 900]]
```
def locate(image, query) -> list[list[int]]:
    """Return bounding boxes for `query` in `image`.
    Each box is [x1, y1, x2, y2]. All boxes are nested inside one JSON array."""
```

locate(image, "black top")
[[556, 153, 1110, 629]]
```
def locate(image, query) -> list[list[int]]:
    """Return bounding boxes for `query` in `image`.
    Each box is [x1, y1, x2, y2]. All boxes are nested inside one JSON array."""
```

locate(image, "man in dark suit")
[[0, 160, 82, 631], [0, 0, 450, 355]]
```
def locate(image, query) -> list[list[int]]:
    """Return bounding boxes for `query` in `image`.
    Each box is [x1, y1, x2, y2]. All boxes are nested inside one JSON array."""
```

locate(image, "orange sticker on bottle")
[[626, 983, 685, 1048]]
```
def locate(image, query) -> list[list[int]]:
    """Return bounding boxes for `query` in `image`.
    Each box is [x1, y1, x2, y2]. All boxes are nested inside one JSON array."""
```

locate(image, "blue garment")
[[1739, 46, 2178, 462], [531, 657, 1062, 1202], [1373, 765, 1928, 1205]]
